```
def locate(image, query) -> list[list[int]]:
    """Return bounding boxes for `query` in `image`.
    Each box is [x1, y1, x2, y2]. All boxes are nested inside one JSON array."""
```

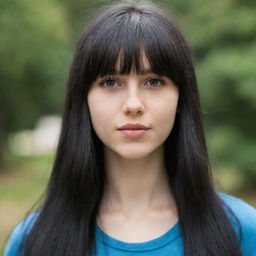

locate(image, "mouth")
[[118, 128, 150, 139], [117, 128, 150, 130], [117, 123, 151, 130]]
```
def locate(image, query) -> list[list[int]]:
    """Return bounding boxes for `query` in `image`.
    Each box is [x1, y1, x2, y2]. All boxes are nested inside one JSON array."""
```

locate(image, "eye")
[[146, 78, 165, 87], [99, 77, 120, 88]]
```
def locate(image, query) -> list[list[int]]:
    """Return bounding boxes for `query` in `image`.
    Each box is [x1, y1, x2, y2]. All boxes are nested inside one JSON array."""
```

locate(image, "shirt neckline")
[[95, 221, 181, 252]]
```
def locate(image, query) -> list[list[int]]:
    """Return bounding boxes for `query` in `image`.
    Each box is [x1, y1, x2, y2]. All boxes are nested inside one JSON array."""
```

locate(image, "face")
[[87, 53, 179, 160]]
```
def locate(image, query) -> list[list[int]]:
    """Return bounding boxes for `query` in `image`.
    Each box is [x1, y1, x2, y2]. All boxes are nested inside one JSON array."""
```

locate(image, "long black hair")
[[20, 0, 242, 255]]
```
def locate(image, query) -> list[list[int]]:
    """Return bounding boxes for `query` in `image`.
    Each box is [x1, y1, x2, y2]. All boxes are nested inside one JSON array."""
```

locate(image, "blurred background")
[[0, 0, 256, 252]]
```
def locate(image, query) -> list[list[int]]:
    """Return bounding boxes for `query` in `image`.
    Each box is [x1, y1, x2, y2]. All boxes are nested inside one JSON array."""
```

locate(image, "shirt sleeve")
[[218, 192, 256, 256], [4, 221, 25, 256], [238, 199, 256, 256], [4, 212, 39, 256]]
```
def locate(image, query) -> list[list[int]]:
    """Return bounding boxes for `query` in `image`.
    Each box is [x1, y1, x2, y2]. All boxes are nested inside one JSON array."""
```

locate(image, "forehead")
[[89, 39, 176, 83], [101, 49, 153, 77], [116, 49, 150, 71]]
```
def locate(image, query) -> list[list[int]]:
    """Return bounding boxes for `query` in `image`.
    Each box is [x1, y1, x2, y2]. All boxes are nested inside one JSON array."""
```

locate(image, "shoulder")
[[217, 192, 256, 255], [4, 211, 40, 256], [217, 192, 256, 225]]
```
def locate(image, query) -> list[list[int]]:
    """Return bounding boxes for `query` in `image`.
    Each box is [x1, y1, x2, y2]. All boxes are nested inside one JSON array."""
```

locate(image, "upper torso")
[[4, 192, 256, 256]]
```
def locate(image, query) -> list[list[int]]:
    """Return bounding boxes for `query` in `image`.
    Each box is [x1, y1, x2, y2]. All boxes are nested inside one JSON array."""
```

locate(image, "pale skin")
[[87, 52, 179, 242]]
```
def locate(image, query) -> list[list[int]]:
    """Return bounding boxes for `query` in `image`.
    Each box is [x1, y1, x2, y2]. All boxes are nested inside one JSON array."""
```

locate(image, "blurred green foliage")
[[0, 0, 71, 134], [0, 0, 255, 186], [180, 0, 256, 184]]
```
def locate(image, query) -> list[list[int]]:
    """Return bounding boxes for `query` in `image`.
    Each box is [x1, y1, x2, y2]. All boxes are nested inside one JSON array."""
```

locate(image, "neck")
[[99, 145, 176, 218]]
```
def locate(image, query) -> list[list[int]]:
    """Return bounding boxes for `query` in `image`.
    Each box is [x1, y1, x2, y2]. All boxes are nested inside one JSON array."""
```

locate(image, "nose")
[[122, 89, 145, 116]]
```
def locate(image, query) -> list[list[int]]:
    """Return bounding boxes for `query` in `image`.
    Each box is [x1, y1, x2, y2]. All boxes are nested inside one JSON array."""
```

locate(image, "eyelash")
[[99, 76, 166, 88]]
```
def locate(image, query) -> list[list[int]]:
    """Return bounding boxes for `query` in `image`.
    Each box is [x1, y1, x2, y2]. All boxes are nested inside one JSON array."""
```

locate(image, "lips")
[[117, 123, 151, 139], [117, 123, 150, 130]]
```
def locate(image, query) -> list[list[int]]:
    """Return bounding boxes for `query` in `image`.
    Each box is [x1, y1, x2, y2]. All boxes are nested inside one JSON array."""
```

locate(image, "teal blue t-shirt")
[[4, 192, 256, 256]]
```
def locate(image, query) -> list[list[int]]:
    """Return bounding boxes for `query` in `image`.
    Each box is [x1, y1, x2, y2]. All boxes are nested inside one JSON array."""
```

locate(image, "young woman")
[[4, 1, 256, 256]]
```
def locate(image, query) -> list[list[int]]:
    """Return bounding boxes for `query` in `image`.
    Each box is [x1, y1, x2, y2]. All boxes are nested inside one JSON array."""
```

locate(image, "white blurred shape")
[[8, 115, 61, 156]]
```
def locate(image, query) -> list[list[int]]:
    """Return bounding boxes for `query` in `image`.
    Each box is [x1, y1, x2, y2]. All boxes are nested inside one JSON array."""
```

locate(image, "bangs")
[[82, 4, 185, 87]]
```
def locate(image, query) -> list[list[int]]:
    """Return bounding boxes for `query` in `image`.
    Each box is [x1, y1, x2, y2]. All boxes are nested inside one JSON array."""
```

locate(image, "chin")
[[115, 147, 157, 160]]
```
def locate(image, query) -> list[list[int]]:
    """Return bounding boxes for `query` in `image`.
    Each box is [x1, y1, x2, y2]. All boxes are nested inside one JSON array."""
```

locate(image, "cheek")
[[87, 93, 114, 137], [152, 97, 178, 136]]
